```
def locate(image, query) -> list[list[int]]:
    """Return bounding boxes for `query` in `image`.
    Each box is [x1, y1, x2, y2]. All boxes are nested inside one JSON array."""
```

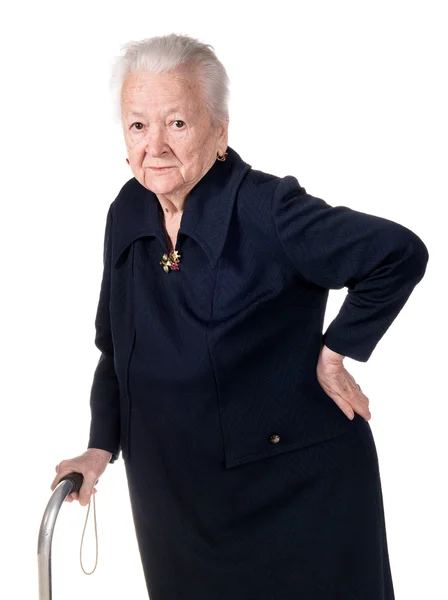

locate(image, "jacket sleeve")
[[272, 175, 429, 362], [87, 203, 121, 463]]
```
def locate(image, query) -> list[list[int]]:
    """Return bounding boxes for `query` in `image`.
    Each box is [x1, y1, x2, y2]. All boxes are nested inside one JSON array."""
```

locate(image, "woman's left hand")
[[316, 344, 371, 421]]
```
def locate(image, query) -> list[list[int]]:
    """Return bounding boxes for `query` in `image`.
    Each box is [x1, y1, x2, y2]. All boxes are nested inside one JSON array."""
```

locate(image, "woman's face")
[[120, 68, 228, 200]]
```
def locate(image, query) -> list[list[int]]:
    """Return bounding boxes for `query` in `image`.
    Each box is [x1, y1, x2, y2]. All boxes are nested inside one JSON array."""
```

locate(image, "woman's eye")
[[130, 120, 184, 131]]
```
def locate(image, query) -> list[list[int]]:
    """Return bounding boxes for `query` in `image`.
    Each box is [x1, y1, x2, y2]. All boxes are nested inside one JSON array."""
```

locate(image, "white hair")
[[109, 33, 230, 127]]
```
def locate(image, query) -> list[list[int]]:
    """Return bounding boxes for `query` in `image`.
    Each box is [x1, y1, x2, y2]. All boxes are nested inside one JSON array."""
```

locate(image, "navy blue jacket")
[[87, 146, 428, 467]]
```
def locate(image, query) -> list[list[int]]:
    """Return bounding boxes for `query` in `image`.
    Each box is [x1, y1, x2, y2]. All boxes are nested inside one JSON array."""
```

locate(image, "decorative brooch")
[[160, 250, 182, 272]]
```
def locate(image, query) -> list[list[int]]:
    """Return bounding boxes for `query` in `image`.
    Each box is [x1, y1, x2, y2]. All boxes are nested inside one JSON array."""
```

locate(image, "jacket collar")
[[112, 145, 252, 269]]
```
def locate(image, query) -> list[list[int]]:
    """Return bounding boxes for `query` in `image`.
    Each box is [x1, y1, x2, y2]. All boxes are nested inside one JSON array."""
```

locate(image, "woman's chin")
[[143, 173, 180, 194]]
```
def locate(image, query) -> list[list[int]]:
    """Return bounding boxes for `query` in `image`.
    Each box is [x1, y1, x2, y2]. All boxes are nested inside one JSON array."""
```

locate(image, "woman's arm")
[[272, 175, 429, 362], [87, 203, 121, 463]]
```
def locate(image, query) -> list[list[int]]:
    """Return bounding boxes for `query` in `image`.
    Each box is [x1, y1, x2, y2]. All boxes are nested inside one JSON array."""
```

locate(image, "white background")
[[1, 1, 446, 598]]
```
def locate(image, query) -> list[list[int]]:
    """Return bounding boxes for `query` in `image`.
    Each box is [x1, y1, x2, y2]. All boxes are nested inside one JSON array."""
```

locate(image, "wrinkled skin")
[[317, 344, 371, 422], [121, 67, 228, 215], [50, 448, 112, 505]]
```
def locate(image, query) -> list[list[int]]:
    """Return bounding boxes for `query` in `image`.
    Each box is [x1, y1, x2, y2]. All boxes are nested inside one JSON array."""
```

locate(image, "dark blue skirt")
[[124, 403, 395, 600]]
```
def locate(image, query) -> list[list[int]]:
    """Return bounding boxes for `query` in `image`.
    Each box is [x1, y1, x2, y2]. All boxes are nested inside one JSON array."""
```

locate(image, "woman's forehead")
[[121, 70, 201, 112], [122, 69, 198, 94]]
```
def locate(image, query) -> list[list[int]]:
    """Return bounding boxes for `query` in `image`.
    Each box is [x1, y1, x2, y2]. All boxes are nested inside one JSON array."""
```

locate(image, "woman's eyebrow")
[[128, 110, 146, 118], [127, 107, 183, 118]]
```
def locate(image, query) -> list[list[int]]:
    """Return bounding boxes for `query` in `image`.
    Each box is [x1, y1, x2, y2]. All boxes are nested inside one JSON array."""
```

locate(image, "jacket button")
[[268, 433, 280, 444]]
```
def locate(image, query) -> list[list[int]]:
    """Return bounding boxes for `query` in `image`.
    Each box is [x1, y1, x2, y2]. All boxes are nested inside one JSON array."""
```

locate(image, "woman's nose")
[[145, 127, 168, 155]]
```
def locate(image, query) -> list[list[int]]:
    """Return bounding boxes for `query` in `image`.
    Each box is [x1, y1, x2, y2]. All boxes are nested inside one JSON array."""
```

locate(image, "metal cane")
[[37, 472, 84, 600]]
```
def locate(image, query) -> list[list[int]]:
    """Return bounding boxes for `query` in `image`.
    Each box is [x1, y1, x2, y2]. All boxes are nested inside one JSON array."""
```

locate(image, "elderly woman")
[[51, 33, 428, 599]]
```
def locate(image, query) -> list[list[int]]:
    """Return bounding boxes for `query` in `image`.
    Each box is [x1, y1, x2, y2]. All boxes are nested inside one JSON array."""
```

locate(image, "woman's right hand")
[[50, 448, 113, 506]]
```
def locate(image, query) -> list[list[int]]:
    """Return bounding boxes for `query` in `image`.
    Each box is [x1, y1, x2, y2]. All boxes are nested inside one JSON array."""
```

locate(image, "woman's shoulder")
[[239, 164, 307, 218]]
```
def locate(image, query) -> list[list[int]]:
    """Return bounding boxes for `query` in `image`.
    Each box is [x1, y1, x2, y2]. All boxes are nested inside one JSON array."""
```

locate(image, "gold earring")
[[216, 150, 228, 162]]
